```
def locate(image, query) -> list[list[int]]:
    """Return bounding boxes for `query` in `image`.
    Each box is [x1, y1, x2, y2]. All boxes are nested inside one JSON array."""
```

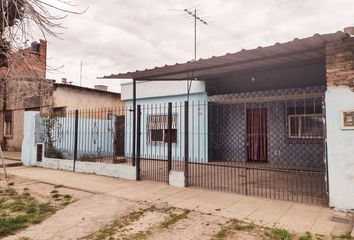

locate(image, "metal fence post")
[[132, 79, 136, 166], [73, 109, 79, 172], [167, 102, 172, 184], [184, 101, 189, 187], [136, 105, 141, 180]]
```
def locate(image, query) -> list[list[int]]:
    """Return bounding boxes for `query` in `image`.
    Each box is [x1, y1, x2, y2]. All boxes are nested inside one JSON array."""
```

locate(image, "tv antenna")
[[183, 8, 208, 60]]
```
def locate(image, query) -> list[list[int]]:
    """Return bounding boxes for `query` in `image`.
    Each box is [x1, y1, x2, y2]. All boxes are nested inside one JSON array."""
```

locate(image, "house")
[[0, 40, 51, 151], [120, 81, 207, 163], [106, 28, 354, 211], [0, 38, 124, 151]]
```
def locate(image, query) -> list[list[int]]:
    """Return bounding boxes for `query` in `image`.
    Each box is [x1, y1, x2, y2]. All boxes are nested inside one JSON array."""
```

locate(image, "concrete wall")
[[53, 87, 123, 111], [325, 36, 354, 211], [36, 158, 136, 180], [326, 86, 354, 211], [21, 111, 40, 166]]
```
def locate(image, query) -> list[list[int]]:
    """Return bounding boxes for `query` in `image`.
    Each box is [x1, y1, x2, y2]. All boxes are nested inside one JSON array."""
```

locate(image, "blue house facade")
[[121, 81, 208, 163]]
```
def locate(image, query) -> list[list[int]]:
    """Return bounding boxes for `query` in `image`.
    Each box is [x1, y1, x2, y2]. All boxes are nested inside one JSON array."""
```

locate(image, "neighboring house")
[[52, 83, 123, 112], [109, 28, 354, 211], [0, 39, 124, 151], [0, 40, 51, 151]]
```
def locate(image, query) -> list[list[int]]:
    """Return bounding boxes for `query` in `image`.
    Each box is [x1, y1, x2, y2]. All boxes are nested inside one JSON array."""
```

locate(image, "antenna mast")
[[183, 8, 208, 60]]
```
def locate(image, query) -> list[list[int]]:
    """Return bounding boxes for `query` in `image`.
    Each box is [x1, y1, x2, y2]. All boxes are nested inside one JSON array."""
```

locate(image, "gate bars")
[[133, 95, 328, 205]]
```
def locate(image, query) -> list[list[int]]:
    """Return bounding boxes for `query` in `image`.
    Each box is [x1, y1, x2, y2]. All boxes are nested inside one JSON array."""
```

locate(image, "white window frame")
[[288, 113, 323, 139]]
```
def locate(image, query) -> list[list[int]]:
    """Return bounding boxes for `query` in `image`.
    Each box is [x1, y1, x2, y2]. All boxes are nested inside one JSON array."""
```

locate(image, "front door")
[[246, 108, 268, 162]]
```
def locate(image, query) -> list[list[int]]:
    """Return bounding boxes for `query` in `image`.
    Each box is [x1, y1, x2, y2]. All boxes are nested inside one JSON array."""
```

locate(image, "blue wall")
[[125, 92, 208, 163]]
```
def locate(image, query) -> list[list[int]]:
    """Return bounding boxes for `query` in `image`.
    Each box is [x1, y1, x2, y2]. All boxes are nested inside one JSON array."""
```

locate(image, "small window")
[[148, 114, 177, 143], [288, 114, 323, 139], [4, 111, 13, 137]]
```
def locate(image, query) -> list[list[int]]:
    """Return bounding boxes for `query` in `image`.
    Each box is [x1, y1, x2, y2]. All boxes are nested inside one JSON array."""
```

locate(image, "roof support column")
[[132, 79, 136, 167]]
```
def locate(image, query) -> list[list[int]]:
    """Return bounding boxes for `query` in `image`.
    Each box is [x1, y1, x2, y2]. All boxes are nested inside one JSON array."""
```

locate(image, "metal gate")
[[133, 92, 328, 205], [186, 92, 328, 205]]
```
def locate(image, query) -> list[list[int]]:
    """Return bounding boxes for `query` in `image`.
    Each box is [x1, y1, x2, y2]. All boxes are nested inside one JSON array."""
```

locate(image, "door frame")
[[246, 107, 268, 163]]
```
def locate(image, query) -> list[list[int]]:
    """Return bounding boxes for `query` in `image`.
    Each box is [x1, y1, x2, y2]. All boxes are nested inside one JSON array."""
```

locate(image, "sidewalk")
[[6, 166, 353, 236]]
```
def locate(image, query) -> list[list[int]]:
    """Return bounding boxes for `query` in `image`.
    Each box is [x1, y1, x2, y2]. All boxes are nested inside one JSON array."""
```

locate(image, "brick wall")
[[326, 37, 354, 88]]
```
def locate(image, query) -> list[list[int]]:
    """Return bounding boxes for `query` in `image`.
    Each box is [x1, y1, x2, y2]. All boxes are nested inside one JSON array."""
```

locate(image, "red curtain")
[[247, 108, 268, 162]]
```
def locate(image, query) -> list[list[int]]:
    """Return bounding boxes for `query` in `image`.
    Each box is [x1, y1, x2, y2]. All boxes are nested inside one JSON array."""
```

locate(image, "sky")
[[43, 0, 354, 93]]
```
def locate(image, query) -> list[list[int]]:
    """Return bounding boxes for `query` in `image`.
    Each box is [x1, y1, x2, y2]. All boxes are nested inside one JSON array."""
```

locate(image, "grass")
[[333, 232, 353, 240], [211, 228, 228, 240], [232, 220, 255, 231], [265, 228, 292, 240], [160, 209, 190, 229], [0, 188, 57, 237], [83, 206, 158, 240], [299, 232, 313, 240]]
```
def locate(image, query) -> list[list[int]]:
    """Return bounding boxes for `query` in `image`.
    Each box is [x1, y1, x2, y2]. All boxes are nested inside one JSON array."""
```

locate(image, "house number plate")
[[341, 110, 354, 130]]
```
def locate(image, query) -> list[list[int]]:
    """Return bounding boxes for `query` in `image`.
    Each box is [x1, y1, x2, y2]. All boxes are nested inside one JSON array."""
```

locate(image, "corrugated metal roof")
[[103, 31, 349, 80]]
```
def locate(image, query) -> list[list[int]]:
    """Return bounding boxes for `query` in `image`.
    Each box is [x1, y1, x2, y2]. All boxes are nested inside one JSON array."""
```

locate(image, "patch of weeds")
[[10, 199, 26, 212], [266, 228, 292, 240], [38, 203, 55, 215], [54, 184, 64, 189], [50, 190, 59, 194], [83, 206, 157, 240], [23, 188, 29, 191], [231, 219, 255, 231], [25, 204, 37, 214], [299, 232, 312, 240], [128, 230, 151, 240], [211, 227, 228, 240], [333, 232, 353, 240], [160, 209, 191, 229]]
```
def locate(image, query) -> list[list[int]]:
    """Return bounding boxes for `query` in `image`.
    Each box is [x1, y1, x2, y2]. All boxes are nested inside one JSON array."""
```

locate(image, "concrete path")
[[6, 166, 352, 236]]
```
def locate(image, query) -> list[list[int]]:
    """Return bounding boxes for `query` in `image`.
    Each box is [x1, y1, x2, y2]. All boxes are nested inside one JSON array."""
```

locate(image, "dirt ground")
[[0, 174, 343, 240]]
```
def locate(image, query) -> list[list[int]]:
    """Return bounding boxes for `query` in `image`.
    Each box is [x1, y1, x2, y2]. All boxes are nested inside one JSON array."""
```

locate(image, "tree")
[[0, 0, 85, 186]]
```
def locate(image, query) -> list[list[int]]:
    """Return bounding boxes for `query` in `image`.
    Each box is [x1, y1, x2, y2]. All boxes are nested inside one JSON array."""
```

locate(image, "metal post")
[[194, 9, 196, 60], [184, 101, 189, 187], [167, 102, 172, 183], [73, 109, 79, 172], [136, 105, 141, 180], [132, 79, 136, 166]]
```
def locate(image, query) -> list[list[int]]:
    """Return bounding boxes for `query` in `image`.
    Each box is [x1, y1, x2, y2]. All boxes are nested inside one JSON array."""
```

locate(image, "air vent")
[[36, 144, 43, 162]]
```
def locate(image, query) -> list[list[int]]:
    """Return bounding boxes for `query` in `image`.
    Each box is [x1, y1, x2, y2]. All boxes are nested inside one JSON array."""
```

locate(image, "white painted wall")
[[21, 111, 40, 166], [326, 86, 354, 211], [169, 171, 185, 188], [36, 157, 136, 181], [75, 161, 136, 180], [37, 158, 74, 171], [121, 80, 206, 100]]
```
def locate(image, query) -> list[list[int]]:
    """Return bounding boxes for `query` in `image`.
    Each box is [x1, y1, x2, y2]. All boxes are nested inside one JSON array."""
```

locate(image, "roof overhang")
[[102, 31, 349, 81]]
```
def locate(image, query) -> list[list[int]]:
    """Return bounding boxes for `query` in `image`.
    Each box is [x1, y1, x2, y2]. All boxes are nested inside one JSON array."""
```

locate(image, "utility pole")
[[183, 8, 208, 60]]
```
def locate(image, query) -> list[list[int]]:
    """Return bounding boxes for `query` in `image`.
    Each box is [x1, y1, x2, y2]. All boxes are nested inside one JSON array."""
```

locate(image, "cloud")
[[43, 0, 354, 92]]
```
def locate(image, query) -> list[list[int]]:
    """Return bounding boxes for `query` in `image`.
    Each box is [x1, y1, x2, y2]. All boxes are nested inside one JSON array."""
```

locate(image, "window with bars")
[[287, 102, 323, 139], [148, 114, 177, 143]]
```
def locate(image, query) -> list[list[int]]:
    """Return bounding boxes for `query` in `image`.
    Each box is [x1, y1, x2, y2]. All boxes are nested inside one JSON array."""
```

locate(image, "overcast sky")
[[44, 0, 354, 93]]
